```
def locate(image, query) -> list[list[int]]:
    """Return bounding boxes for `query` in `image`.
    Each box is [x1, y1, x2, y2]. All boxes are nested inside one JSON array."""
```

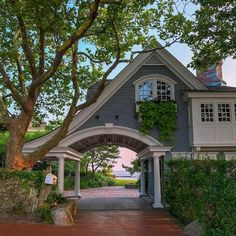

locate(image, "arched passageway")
[[23, 124, 171, 208]]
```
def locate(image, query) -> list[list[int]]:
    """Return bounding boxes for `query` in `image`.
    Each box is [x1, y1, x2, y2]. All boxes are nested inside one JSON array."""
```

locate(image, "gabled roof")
[[24, 45, 208, 148], [68, 47, 208, 133]]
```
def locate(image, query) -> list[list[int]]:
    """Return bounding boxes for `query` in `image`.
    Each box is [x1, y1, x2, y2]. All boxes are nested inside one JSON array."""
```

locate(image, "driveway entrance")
[[74, 187, 184, 235], [77, 186, 151, 211], [0, 187, 184, 236]]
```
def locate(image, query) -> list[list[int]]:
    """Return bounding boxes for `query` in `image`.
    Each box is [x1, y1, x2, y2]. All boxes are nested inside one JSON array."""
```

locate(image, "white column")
[[152, 154, 164, 208], [58, 156, 65, 194], [75, 160, 81, 197], [139, 160, 146, 197]]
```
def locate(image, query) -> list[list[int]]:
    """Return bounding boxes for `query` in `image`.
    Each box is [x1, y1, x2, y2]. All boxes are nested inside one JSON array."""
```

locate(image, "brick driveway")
[[0, 187, 184, 236]]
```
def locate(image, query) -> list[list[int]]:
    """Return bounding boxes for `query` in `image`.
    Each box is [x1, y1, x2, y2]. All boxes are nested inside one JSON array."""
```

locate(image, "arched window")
[[134, 75, 176, 102]]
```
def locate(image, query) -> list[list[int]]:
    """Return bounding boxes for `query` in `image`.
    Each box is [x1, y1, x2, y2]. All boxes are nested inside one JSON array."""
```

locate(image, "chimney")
[[196, 61, 226, 87]]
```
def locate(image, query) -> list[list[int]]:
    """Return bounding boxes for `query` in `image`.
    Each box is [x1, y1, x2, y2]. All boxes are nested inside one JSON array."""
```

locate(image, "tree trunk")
[[6, 114, 33, 169]]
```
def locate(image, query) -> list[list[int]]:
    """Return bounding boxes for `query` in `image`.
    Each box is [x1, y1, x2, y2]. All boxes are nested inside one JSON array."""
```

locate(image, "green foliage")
[[115, 179, 137, 187], [36, 191, 67, 224], [0, 131, 48, 167], [0, 168, 45, 194], [52, 160, 76, 190], [122, 158, 140, 175], [80, 171, 115, 189], [36, 203, 53, 224], [162, 1, 236, 68], [45, 192, 67, 205], [138, 100, 177, 141], [0, 0, 184, 127], [165, 159, 236, 236], [82, 145, 120, 175]]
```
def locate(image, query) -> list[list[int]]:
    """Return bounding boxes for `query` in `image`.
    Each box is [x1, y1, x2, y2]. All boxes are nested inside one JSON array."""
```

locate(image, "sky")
[[113, 43, 236, 171]]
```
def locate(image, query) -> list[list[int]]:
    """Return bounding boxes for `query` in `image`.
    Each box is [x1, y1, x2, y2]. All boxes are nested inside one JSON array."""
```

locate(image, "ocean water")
[[112, 170, 140, 179]]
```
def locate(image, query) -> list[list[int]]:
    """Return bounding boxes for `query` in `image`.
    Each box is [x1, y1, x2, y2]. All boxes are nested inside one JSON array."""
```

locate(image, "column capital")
[[152, 152, 166, 158], [57, 154, 65, 159]]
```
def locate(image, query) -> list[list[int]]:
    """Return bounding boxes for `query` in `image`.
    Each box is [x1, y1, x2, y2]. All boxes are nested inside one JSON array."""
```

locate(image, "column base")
[[139, 193, 147, 198], [152, 202, 164, 208]]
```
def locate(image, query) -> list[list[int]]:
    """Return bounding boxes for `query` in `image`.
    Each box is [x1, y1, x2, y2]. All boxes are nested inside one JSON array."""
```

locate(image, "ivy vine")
[[138, 100, 177, 142]]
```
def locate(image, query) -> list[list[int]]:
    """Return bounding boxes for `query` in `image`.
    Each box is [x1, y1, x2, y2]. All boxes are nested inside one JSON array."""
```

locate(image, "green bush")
[[165, 159, 236, 236], [36, 203, 53, 224], [0, 168, 45, 194]]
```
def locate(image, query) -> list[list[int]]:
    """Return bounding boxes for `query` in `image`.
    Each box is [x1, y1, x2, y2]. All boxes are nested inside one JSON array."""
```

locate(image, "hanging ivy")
[[138, 100, 177, 142]]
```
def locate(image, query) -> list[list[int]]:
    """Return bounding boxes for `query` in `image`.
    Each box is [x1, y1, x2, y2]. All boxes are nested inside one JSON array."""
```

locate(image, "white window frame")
[[200, 103, 215, 123], [134, 75, 176, 103], [217, 103, 231, 123], [234, 104, 236, 122]]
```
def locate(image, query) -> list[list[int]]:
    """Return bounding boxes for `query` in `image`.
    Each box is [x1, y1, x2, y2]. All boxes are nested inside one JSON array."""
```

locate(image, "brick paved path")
[[0, 187, 184, 236]]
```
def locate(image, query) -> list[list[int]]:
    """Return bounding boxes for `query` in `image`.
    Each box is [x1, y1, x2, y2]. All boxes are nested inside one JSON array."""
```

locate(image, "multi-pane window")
[[138, 79, 173, 102], [138, 81, 153, 101], [218, 103, 231, 122], [156, 81, 171, 101], [201, 104, 214, 122], [234, 104, 236, 121]]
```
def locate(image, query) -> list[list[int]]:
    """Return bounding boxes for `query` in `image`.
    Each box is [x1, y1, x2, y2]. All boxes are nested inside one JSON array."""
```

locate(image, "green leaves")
[[138, 100, 177, 142], [165, 159, 236, 235]]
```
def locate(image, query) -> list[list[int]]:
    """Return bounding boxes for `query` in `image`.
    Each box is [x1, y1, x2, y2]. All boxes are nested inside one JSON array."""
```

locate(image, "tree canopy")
[[0, 0, 188, 169], [179, 1, 236, 68], [82, 145, 120, 176]]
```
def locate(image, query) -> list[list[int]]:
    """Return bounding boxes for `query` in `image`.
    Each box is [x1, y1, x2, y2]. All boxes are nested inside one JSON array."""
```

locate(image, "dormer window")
[[135, 75, 176, 102]]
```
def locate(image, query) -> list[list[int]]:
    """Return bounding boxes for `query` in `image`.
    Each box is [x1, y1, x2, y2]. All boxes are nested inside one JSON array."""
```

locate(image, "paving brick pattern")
[[0, 187, 184, 236]]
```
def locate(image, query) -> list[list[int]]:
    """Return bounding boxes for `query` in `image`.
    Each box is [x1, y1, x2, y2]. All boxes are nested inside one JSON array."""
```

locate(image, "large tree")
[[189, 1, 236, 67], [82, 145, 120, 177], [0, 0, 185, 169], [176, 1, 236, 68]]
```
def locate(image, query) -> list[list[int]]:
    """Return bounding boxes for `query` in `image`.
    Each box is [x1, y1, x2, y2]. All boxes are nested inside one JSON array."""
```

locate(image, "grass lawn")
[[115, 179, 137, 186]]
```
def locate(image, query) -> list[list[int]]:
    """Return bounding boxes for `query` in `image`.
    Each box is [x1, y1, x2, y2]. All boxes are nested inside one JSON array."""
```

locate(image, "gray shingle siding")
[[79, 65, 193, 152]]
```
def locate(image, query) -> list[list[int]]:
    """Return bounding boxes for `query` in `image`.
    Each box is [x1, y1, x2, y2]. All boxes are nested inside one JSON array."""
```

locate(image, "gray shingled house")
[[23, 47, 236, 208]]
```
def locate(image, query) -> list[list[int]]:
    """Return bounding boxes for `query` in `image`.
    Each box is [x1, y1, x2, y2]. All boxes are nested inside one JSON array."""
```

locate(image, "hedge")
[[165, 159, 236, 236]]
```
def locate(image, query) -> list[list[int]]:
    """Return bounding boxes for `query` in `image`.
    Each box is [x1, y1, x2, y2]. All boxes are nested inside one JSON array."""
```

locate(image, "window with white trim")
[[218, 103, 231, 122], [234, 104, 236, 121], [201, 103, 214, 122], [138, 80, 153, 101], [156, 81, 171, 101], [135, 76, 175, 102]]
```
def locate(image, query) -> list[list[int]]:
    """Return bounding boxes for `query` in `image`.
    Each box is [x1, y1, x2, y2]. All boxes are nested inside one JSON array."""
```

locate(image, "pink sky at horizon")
[[114, 148, 137, 171]]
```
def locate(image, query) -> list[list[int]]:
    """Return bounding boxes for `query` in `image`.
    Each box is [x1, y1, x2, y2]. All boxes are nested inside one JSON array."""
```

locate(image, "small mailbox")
[[45, 173, 57, 185]]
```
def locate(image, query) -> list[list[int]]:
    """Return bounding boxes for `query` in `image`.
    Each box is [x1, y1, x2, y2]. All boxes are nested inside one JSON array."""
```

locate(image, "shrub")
[[165, 159, 236, 235], [36, 203, 53, 224], [0, 168, 45, 194]]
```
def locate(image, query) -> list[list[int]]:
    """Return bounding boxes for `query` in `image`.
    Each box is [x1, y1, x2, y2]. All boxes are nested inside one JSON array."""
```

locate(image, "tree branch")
[[75, 20, 121, 112], [130, 37, 181, 58], [0, 96, 10, 124], [39, 28, 45, 75], [16, 15, 38, 79], [26, 42, 80, 163], [29, 0, 101, 93], [78, 52, 107, 63], [12, 29, 27, 95], [0, 61, 28, 111], [16, 57, 28, 95], [100, 0, 121, 4]]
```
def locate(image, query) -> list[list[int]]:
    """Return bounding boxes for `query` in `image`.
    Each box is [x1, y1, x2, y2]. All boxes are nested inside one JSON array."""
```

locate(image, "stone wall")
[[0, 178, 38, 215]]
